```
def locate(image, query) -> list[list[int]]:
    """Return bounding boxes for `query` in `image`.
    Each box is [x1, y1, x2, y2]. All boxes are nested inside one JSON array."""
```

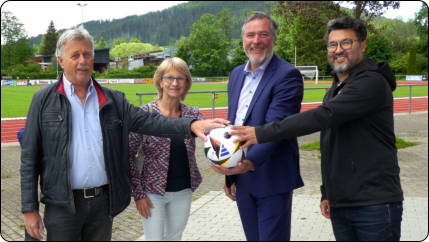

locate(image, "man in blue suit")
[[210, 12, 304, 241]]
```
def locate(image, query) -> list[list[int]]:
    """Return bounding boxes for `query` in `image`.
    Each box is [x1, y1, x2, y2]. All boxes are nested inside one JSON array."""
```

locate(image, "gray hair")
[[56, 25, 94, 59], [241, 11, 278, 37], [324, 16, 367, 43]]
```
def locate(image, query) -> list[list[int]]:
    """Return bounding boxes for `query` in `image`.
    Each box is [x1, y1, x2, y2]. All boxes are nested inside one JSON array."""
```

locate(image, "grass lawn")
[[300, 138, 419, 151], [1, 82, 427, 118]]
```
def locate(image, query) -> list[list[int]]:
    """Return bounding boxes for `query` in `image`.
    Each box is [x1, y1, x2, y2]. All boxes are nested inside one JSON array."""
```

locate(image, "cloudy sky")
[[1, 1, 426, 39]]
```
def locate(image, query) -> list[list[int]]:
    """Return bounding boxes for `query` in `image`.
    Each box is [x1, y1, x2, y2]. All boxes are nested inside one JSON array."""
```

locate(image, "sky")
[[1, 1, 427, 39]]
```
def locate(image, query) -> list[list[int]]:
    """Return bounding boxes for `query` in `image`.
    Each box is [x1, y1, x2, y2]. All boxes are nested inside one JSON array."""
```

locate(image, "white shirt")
[[63, 75, 108, 189], [234, 53, 274, 126]]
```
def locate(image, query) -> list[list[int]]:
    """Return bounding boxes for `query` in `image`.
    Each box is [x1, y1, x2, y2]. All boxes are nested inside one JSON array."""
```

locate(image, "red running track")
[[2, 97, 427, 143]]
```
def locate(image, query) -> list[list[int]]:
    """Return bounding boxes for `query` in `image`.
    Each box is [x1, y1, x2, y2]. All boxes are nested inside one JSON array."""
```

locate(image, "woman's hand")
[[136, 197, 154, 219]]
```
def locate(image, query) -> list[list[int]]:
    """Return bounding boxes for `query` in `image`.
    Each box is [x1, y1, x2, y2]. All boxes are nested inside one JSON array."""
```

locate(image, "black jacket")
[[21, 74, 195, 217], [255, 58, 403, 208]]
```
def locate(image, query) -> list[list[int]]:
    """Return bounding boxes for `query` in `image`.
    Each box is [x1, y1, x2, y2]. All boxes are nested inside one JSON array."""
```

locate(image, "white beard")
[[331, 58, 352, 74]]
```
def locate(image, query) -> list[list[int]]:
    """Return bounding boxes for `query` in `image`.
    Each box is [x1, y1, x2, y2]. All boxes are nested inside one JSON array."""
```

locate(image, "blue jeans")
[[141, 188, 193, 241], [330, 202, 403, 241]]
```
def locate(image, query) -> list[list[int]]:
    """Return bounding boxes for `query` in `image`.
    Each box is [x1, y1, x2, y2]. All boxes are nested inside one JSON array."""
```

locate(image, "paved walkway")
[[1, 112, 427, 241]]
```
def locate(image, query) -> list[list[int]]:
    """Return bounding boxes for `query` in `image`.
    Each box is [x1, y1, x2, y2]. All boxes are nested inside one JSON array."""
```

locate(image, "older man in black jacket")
[[228, 16, 404, 241], [21, 26, 228, 241]]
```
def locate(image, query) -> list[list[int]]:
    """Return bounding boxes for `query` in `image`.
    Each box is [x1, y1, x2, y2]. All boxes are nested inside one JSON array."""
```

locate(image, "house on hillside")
[[29, 48, 112, 73], [113, 47, 177, 71]]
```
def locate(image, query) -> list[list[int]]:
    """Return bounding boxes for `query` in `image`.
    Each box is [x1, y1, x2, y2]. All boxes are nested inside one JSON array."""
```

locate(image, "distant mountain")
[[28, 1, 275, 47]]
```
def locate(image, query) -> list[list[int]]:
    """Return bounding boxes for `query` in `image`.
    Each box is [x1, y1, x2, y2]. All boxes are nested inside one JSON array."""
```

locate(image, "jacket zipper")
[[99, 100, 113, 218], [58, 91, 76, 213]]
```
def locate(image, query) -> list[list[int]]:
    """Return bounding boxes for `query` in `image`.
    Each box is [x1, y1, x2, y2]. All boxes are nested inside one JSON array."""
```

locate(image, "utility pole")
[[77, 3, 87, 27]]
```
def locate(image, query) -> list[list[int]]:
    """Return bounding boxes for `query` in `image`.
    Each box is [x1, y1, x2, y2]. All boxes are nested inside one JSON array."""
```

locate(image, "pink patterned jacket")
[[129, 101, 204, 201]]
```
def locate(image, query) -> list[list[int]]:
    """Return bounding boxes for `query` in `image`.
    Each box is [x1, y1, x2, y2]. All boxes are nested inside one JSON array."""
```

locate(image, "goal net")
[[296, 66, 319, 84]]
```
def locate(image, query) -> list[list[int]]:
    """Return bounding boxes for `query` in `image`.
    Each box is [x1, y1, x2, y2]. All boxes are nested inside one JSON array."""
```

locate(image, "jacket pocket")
[[42, 161, 54, 193], [105, 117, 122, 129], [331, 159, 366, 203], [42, 112, 64, 127]]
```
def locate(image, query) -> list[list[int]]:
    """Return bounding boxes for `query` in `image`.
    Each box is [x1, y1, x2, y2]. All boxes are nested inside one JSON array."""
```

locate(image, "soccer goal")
[[296, 66, 319, 84]]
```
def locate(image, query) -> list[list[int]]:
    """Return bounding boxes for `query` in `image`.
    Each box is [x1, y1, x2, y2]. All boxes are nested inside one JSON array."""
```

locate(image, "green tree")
[[109, 42, 154, 59], [42, 21, 59, 55], [121, 59, 130, 70], [414, 2, 428, 57], [375, 17, 418, 53], [364, 33, 394, 63], [175, 36, 188, 48], [98, 36, 106, 48], [406, 45, 417, 75], [186, 8, 234, 76], [47, 56, 64, 72], [230, 39, 248, 69], [114, 39, 121, 46], [1, 11, 26, 68], [153, 44, 162, 51], [130, 38, 141, 43], [273, 1, 341, 74], [13, 37, 34, 65], [174, 39, 191, 64], [32, 44, 40, 55]]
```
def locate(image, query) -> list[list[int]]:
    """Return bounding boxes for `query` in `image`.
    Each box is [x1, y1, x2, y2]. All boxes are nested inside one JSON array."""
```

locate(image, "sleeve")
[[123, 93, 195, 139], [129, 105, 147, 201], [255, 73, 388, 143], [20, 92, 44, 213], [246, 68, 304, 170]]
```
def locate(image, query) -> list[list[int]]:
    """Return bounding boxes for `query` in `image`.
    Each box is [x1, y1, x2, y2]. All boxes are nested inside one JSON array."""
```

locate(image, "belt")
[[73, 184, 109, 198]]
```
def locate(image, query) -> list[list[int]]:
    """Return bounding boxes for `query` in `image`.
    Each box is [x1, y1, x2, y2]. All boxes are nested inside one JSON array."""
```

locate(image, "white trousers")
[[142, 188, 193, 241]]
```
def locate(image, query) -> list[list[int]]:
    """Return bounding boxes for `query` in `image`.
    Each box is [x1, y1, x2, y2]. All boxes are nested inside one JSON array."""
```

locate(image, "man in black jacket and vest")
[[21, 26, 228, 241], [226, 16, 404, 241]]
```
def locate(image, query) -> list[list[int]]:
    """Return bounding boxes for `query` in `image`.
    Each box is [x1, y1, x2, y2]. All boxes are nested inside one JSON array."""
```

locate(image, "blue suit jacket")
[[227, 54, 304, 197]]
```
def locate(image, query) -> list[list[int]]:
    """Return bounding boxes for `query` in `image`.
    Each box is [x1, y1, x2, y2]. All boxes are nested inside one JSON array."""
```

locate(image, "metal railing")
[[137, 84, 427, 118], [137, 91, 228, 119], [307, 75, 429, 82]]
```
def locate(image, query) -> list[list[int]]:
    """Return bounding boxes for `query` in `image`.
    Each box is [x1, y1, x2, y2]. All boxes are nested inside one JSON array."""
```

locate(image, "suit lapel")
[[243, 54, 278, 124], [228, 69, 246, 124]]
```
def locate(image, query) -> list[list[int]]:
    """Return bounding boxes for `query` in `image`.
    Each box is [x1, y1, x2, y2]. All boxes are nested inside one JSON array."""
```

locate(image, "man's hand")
[[229, 125, 258, 149], [209, 159, 254, 175], [320, 200, 331, 219], [136, 197, 154, 219], [24, 211, 45, 240], [223, 182, 236, 201], [191, 119, 230, 141]]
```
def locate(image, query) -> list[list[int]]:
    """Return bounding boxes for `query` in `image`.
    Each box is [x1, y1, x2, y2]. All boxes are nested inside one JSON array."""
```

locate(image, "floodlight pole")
[[77, 3, 87, 27]]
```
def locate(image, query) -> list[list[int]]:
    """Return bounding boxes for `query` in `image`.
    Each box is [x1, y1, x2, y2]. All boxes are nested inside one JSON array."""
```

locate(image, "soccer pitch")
[[1, 83, 427, 118]]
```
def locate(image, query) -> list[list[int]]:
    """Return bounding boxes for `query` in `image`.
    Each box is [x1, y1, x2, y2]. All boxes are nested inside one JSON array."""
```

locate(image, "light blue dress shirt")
[[63, 75, 108, 189], [234, 52, 274, 126]]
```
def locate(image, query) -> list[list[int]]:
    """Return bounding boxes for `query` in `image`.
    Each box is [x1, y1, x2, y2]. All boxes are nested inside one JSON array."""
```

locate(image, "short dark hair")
[[324, 16, 367, 43]]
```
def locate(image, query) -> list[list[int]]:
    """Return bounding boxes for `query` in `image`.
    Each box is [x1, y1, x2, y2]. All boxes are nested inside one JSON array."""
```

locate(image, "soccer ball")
[[204, 126, 248, 168]]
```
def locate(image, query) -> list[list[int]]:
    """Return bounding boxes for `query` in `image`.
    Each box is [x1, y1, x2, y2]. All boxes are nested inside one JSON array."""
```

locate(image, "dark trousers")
[[330, 202, 403, 241], [236, 187, 293, 241], [43, 192, 112, 241]]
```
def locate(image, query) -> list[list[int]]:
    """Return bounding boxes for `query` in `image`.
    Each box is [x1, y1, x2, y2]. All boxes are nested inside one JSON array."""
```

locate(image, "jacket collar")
[[56, 72, 108, 108]]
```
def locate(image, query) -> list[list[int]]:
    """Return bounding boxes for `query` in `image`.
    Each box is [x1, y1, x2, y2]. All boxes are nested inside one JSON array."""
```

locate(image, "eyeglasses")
[[162, 76, 187, 83], [327, 39, 360, 53]]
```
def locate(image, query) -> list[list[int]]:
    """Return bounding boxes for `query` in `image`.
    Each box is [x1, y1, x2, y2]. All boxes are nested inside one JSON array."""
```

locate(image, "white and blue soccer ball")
[[204, 126, 247, 168]]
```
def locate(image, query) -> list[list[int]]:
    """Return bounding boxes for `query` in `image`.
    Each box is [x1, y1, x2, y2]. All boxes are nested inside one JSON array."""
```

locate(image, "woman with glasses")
[[128, 57, 204, 241]]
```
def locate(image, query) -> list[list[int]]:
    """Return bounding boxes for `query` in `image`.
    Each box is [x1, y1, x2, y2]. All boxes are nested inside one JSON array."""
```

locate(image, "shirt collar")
[[243, 51, 274, 74], [63, 74, 94, 97]]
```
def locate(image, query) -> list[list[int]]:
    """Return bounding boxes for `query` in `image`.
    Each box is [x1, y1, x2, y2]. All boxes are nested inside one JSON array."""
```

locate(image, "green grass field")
[[1, 83, 427, 118]]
